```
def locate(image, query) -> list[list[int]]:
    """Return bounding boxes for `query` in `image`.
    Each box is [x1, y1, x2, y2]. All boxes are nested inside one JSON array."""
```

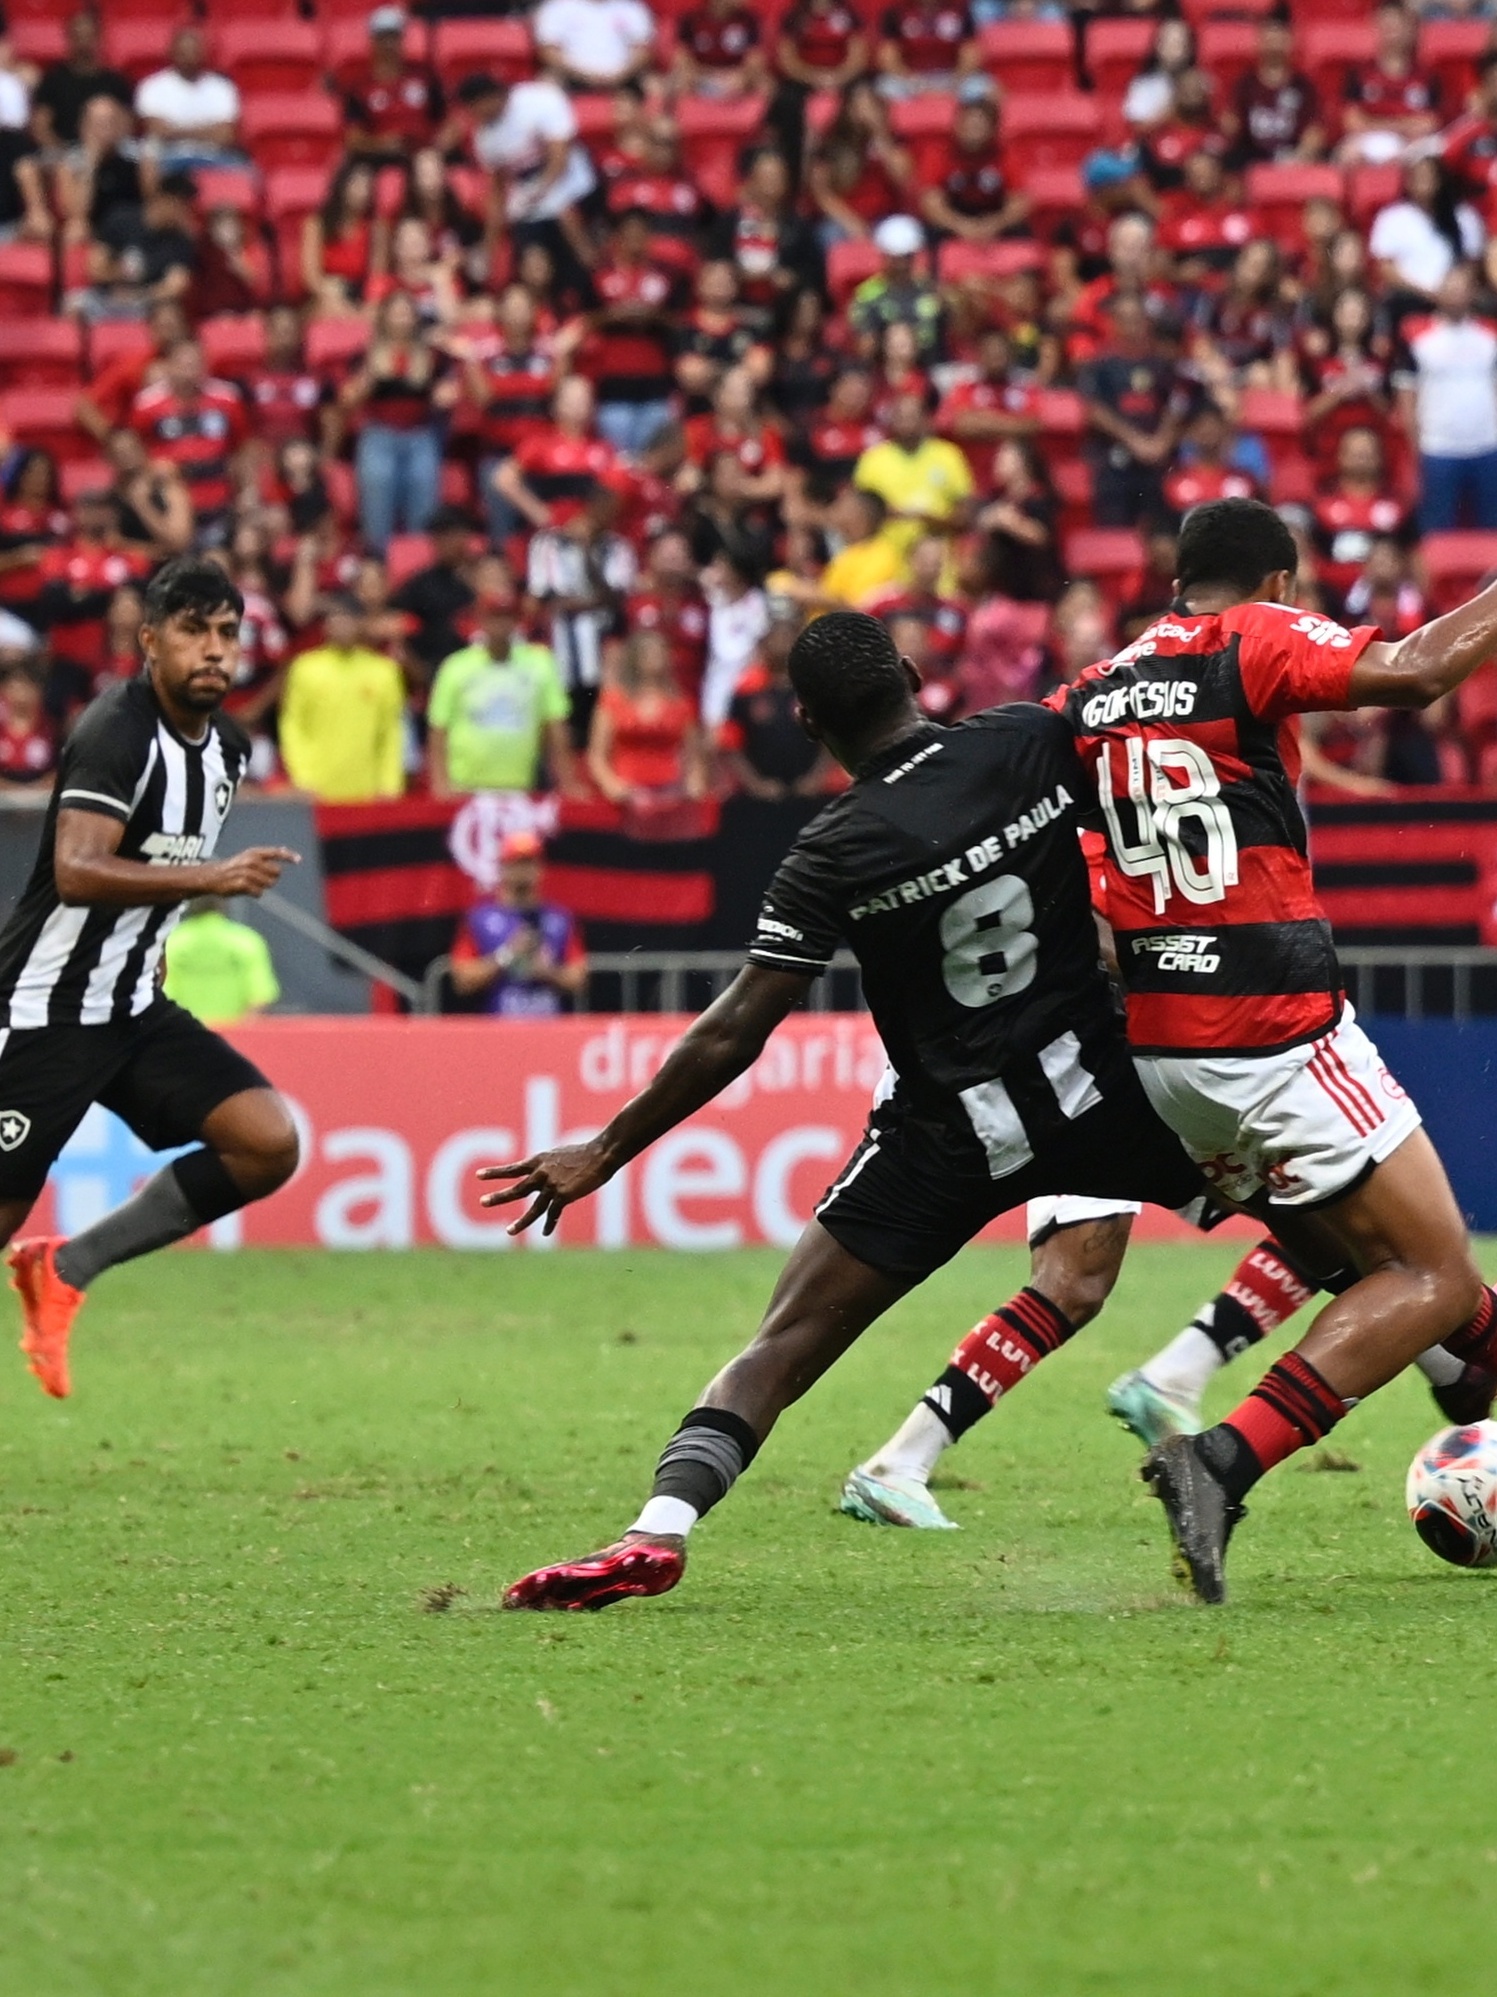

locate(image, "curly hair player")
[[0, 555, 300, 1397]]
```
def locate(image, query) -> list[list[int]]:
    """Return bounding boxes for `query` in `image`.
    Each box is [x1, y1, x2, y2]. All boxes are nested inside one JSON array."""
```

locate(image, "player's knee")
[[229, 1092, 300, 1194], [1030, 1252, 1117, 1329]]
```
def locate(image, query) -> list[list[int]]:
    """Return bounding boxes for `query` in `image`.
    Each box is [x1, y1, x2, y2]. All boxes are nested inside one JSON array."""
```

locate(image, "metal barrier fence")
[[419, 946, 1497, 1021]]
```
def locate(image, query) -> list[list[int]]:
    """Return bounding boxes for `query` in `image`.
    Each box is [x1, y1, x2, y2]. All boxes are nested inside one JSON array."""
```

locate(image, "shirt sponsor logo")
[[757, 915, 805, 943], [140, 832, 206, 865], [1131, 932, 1221, 974]]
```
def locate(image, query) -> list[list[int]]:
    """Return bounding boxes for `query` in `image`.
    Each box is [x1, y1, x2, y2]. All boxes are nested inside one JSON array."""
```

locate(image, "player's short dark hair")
[[143, 556, 244, 627], [1174, 497, 1298, 598], [787, 611, 912, 741]]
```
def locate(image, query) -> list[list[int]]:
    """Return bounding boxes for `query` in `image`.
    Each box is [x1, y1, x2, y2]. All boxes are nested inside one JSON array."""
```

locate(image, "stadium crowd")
[[0, 0, 1496, 802]]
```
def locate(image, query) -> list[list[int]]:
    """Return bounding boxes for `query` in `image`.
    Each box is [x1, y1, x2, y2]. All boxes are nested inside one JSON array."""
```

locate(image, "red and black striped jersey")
[[129, 379, 247, 515], [1050, 600, 1376, 1057]]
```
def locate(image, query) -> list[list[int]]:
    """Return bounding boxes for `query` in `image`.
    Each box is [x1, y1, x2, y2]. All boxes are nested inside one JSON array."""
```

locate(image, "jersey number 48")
[[1098, 737, 1239, 916]]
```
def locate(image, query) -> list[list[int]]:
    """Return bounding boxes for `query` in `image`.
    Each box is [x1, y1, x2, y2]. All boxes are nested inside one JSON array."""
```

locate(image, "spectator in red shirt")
[[399, 146, 487, 291], [675, 261, 760, 415], [936, 325, 1039, 484], [129, 336, 249, 542], [1299, 284, 1400, 478], [1440, 52, 1497, 226], [673, 0, 767, 98], [623, 527, 710, 699], [877, 1, 980, 96], [919, 92, 1029, 246], [340, 5, 445, 164], [588, 626, 708, 806], [581, 209, 682, 457], [245, 305, 326, 452], [0, 451, 69, 629], [0, 653, 56, 792], [775, 0, 870, 95], [1156, 149, 1255, 283], [1163, 401, 1263, 517], [605, 117, 707, 279], [809, 80, 914, 245], [495, 375, 620, 532], [973, 436, 1061, 603], [1340, 2, 1441, 166], [35, 492, 151, 680], [1310, 425, 1411, 616], [105, 428, 195, 557], [787, 365, 884, 512], [706, 148, 823, 327], [1191, 238, 1296, 396], [462, 284, 563, 547], [1224, 15, 1324, 168], [191, 202, 274, 319], [75, 299, 188, 446], [684, 368, 788, 509], [301, 158, 380, 316]]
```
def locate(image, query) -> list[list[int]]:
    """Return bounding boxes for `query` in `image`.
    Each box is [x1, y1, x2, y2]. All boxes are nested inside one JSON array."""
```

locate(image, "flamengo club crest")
[[0, 1110, 31, 1151]]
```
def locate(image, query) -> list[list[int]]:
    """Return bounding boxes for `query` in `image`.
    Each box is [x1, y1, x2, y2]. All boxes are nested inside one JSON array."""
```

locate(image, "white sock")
[[864, 1403, 953, 1483], [1415, 1344, 1464, 1388], [630, 1495, 699, 1538], [1138, 1324, 1223, 1405]]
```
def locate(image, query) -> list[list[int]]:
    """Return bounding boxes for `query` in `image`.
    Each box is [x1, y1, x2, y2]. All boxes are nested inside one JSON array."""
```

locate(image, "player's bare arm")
[[54, 808, 299, 909], [1346, 575, 1497, 708], [478, 964, 812, 1234]]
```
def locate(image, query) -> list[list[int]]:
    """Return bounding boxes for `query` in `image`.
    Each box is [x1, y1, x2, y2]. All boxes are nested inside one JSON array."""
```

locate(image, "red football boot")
[[503, 1535, 686, 1611], [9, 1237, 84, 1399]]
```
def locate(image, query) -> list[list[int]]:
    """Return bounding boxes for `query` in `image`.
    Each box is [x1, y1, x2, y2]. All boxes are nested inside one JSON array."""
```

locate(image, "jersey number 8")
[[1098, 736, 1239, 915], [939, 874, 1038, 1008]]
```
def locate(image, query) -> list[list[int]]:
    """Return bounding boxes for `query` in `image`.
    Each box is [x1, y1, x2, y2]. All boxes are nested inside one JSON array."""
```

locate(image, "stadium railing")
[[1337, 948, 1497, 1023]]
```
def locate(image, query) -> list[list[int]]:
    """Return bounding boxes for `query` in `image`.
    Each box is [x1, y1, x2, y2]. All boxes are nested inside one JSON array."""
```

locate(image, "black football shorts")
[[814, 1059, 1210, 1283], [0, 998, 270, 1203]]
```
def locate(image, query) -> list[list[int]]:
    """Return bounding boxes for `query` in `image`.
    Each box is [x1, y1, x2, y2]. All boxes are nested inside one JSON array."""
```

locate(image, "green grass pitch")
[[2, 1241, 1494, 1997]]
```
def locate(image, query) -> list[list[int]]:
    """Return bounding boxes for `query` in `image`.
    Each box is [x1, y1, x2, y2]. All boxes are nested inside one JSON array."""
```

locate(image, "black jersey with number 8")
[[748, 706, 1118, 1128]]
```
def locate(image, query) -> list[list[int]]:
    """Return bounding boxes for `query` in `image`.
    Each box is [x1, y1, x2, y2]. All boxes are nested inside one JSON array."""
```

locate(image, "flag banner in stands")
[[33, 1018, 1249, 1249], [314, 792, 829, 979]]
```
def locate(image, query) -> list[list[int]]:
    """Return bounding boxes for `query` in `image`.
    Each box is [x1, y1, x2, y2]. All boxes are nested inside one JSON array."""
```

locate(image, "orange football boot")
[[9, 1237, 84, 1399]]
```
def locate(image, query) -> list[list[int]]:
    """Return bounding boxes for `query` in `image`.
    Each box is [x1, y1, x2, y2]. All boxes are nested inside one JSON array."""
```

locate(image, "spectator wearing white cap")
[[534, 0, 656, 93], [134, 26, 241, 170], [848, 214, 942, 362], [338, 7, 445, 164]]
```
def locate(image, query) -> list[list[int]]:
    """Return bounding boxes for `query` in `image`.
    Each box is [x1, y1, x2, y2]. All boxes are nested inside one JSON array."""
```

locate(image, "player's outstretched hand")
[[208, 846, 301, 898], [477, 1141, 612, 1236]]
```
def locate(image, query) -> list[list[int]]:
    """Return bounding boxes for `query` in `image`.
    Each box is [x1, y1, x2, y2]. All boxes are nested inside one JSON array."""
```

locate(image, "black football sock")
[[54, 1149, 247, 1291], [629, 1407, 761, 1537]]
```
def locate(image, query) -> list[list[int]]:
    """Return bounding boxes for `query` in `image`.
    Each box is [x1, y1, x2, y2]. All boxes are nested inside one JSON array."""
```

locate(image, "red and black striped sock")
[[923, 1288, 1076, 1441], [1195, 1352, 1349, 1505], [1442, 1285, 1497, 1366]]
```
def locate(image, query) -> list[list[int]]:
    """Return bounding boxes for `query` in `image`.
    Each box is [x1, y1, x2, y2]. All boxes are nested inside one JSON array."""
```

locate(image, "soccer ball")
[[1406, 1423, 1497, 1569]]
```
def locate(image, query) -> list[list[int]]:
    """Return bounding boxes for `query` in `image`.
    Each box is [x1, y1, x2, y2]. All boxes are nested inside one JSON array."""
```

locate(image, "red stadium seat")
[[1180, 0, 1279, 20], [675, 94, 767, 210], [1348, 162, 1401, 231], [8, 18, 67, 65], [432, 18, 536, 88], [1023, 165, 1086, 237], [890, 94, 956, 189], [1001, 94, 1101, 173], [0, 387, 94, 461], [200, 315, 269, 375], [241, 92, 344, 170], [88, 320, 154, 373], [264, 165, 332, 223], [1053, 457, 1093, 537], [570, 94, 617, 144], [102, 18, 180, 82], [323, 457, 357, 524], [1301, 21, 1377, 102], [936, 239, 1046, 286], [1084, 17, 1154, 101], [1064, 527, 1144, 591], [216, 18, 322, 95], [1195, 21, 1261, 96], [1423, 533, 1497, 613], [0, 316, 82, 388], [977, 20, 1073, 93], [386, 533, 434, 589], [804, 90, 838, 141], [202, 0, 301, 18], [826, 238, 883, 309], [195, 165, 263, 216], [1237, 388, 1309, 490], [306, 315, 371, 375], [0, 244, 53, 317], [1294, 0, 1374, 21], [324, 17, 428, 73], [439, 461, 473, 508], [60, 458, 113, 504], [1032, 388, 1086, 470], [1422, 20, 1491, 106], [1244, 163, 1344, 246]]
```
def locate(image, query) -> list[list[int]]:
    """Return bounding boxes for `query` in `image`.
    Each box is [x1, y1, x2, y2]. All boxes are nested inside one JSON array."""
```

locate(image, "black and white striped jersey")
[[0, 675, 251, 1028]]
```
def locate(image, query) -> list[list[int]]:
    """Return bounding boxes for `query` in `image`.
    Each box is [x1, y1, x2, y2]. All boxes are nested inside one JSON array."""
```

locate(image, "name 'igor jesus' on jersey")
[[0, 676, 250, 1029], [1051, 599, 1377, 1058]]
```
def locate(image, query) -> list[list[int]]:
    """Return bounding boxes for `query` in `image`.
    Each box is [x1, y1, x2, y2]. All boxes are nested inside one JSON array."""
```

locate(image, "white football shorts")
[[1133, 1003, 1422, 1209], [1025, 1195, 1142, 1246]]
